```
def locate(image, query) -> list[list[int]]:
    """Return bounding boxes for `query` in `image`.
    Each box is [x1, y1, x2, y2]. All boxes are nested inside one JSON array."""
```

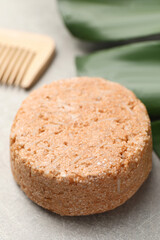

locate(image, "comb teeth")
[[0, 30, 55, 89], [0, 44, 35, 86]]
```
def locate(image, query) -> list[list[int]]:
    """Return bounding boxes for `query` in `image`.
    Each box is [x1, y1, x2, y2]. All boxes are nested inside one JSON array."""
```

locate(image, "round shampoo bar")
[[10, 77, 152, 216]]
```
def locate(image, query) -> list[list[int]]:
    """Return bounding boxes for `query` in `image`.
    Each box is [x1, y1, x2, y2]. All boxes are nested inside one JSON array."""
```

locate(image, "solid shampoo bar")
[[10, 77, 152, 216]]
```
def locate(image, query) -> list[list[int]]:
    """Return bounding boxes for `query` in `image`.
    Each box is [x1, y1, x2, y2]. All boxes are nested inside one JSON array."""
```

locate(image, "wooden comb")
[[0, 29, 55, 89]]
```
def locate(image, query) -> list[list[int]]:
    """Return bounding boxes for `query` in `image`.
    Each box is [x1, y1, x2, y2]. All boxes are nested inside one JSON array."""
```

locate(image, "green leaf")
[[152, 121, 160, 157], [58, 0, 160, 42], [76, 41, 160, 119]]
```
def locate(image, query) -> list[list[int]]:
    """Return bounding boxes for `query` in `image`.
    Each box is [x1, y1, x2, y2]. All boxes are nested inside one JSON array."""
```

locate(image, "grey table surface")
[[0, 0, 160, 239]]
